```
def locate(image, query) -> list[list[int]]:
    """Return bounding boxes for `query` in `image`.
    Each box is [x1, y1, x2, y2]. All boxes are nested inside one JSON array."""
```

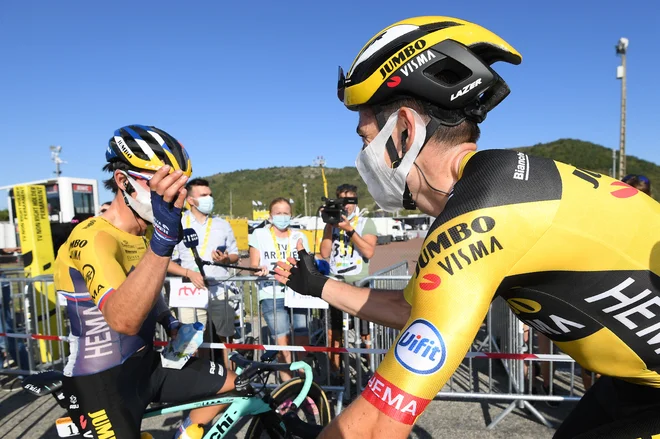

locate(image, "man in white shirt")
[[169, 178, 239, 366]]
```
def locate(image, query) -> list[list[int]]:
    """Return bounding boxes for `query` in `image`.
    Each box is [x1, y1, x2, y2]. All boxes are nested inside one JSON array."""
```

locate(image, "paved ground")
[[0, 363, 578, 439]]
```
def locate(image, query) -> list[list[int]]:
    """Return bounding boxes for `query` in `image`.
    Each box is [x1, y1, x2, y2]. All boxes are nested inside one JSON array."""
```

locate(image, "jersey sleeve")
[[362, 149, 563, 425], [70, 229, 126, 310], [362, 218, 378, 236]]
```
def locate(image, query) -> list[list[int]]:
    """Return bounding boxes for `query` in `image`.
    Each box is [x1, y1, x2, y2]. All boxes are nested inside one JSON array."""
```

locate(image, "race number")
[[56, 417, 79, 437]]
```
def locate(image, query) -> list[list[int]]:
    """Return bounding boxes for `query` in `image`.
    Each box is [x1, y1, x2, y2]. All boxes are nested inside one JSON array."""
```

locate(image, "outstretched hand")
[[274, 239, 328, 299]]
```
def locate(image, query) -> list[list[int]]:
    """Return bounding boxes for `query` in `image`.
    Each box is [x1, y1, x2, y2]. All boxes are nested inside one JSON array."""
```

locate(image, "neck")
[[192, 207, 208, 223], [412, 142, 477, 216], [105, 194, 147, 236], [272, 225, 289, 237]]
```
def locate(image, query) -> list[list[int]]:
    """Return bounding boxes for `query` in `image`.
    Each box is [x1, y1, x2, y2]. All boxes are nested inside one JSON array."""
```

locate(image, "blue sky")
[[1, 0, 658, 207]]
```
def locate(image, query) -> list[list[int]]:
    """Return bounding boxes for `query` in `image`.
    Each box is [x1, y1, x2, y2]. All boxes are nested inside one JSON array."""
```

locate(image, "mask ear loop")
[[402, 116, 443, 209], [374, 106, 404, 169]]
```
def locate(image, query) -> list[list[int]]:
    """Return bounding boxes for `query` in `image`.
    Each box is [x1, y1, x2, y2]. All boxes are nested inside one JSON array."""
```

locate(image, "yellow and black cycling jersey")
[[362, 149, 660, 425], [54, 217, 169, 377]]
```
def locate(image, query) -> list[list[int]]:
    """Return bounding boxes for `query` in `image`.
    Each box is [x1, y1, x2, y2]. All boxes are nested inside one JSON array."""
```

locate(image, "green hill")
[[202, 138, 658, 218], [205, 165, 375, 219]]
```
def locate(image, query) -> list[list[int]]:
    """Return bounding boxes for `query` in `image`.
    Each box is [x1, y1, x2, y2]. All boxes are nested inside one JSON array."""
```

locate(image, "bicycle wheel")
[[245, 377, 331, 439]]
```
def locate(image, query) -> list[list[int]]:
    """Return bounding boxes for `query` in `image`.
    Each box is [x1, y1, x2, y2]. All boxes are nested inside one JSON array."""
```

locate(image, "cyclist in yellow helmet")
[[275, 16, 660, 438], [54, 125, 236, 439]]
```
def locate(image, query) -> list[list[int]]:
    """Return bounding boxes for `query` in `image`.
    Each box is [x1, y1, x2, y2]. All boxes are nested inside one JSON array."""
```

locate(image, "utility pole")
[[616, 37, 629, 180], [302, 183, 308, 216]]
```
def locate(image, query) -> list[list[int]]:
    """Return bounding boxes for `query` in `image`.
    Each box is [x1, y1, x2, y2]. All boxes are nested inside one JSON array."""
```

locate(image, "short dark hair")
[[373, 97, 480, 147], [269, 197, 291, 212], [102, 143, 154, 193], [185, 178, 210, 195], [336, 184, 358, 197], [622, 174, 651, 195], [102, 161, 135, 193]]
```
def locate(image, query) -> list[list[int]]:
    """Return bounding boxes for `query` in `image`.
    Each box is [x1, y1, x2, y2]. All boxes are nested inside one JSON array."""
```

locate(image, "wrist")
[[346, 229, 355, 239]]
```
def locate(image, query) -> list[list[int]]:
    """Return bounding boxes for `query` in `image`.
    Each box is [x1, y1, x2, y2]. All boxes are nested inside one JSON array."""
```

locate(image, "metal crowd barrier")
[[0, 266, 590, 429]]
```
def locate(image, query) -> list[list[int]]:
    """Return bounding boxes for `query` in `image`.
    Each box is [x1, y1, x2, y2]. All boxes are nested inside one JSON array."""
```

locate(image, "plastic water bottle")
[[161, 322, 205, 369]]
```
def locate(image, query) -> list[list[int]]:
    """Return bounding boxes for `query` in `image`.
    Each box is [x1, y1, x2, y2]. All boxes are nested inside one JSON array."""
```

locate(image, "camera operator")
[[320, 184, 377, 378]]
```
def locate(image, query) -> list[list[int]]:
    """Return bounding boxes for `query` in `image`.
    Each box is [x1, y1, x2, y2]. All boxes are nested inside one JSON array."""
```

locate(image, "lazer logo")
[[513, 152, 530, 181], [395, 319, 446, 375], [450, 78, 482, 101], [379, 40, 427, 79], [398, 49, 437, 77]]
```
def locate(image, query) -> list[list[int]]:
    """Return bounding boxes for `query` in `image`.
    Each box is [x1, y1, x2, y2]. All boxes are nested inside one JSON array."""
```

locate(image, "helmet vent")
[[419, 22, 462, 33], [423, 57, 472, 86]]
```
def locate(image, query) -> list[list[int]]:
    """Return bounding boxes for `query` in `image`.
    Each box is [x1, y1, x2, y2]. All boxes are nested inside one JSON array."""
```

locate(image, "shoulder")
[[65, 218, 120, 260], [436, 149, 562, 226], [68, 217, 114, 242]]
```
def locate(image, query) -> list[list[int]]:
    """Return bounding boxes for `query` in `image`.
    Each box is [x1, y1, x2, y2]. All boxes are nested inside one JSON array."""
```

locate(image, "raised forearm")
[[349, 232, 375, 259], [321, 280, 411, 330], [103, 249, 170, 335]]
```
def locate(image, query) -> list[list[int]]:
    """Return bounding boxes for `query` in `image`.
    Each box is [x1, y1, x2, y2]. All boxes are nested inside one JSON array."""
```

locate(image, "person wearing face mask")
[[320, 184, 377, 376], [274, 16, 660, 439], [248, 197, 310, 381], [168, 178, 240, 368], [53, 125, 236, 439]]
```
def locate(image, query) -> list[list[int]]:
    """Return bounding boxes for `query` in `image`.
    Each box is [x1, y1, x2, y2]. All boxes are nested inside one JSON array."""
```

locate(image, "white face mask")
[[355, 109, 427, 212], [121, 172, 154, 223], [195, 195, 214, 215], [346, 206, 359, 220]]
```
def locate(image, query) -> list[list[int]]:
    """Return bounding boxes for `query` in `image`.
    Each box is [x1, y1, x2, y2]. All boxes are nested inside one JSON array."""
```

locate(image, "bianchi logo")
[[395, 319, 446, 375]]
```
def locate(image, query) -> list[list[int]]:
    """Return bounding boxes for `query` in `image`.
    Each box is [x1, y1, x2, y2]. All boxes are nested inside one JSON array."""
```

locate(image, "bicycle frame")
[[142, 357, 314, 439]]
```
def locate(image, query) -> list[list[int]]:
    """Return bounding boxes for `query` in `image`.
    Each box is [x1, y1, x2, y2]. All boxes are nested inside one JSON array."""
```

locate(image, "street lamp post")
[[302, 183, 308, 216], [616, 37, 629, 180]]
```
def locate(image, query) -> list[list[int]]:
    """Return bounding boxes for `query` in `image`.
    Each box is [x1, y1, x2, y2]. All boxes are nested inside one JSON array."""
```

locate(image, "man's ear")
[[114, 170, 127, 190], [397, 107, 417, 154]]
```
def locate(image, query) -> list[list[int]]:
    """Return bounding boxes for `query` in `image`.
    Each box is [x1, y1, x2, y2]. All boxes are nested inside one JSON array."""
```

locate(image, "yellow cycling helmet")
[[106, 125, 192, 177], [337, 16, 522, 125]]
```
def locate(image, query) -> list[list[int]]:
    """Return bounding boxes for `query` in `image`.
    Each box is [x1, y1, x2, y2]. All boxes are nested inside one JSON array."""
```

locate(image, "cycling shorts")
[[61, 347, 228, 438], [554, 376, 660, 438]]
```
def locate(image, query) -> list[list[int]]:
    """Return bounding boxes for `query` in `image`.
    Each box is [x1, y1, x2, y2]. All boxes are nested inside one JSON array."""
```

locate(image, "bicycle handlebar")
[[230, 351, 313, 410]]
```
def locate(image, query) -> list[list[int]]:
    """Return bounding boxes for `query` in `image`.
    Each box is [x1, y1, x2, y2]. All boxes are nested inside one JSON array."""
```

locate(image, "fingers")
[[162, 172, 188, 203], [148, 165, 170, 187], [274, 273, 289, 285], [296, 238, 304, 251], [173, 187, 187, 209]]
